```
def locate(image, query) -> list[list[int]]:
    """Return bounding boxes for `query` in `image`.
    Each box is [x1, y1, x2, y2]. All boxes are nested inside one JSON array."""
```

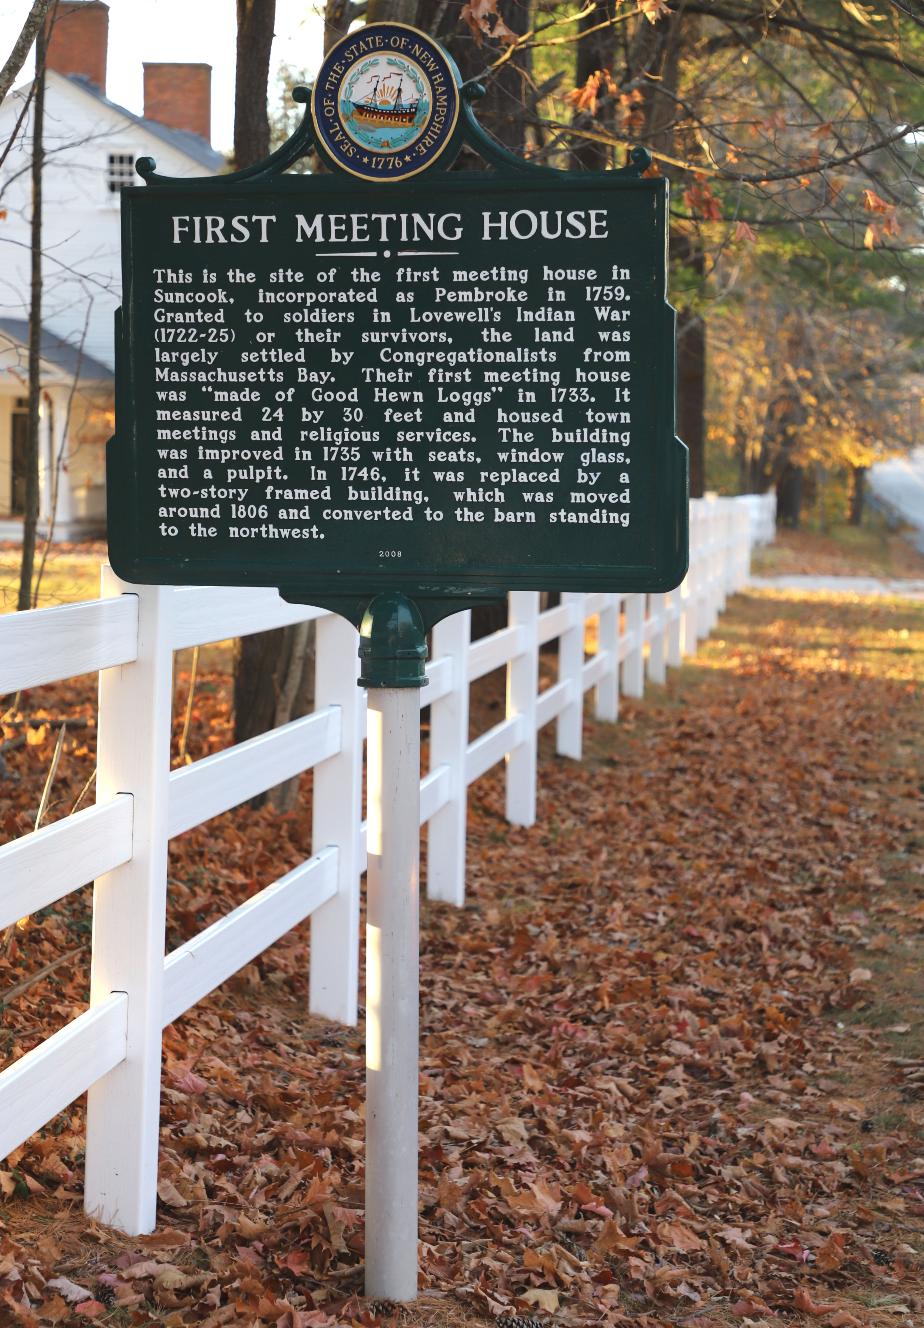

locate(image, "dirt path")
[[1, 586, 922, 1328]]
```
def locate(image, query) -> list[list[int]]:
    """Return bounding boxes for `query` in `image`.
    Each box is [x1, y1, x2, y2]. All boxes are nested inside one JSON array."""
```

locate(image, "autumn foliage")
[[446, 0, 924, 519]]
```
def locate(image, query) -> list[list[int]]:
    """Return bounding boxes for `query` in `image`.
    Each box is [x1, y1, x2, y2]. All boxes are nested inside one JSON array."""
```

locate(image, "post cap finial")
[[359, 592, 429, 689]]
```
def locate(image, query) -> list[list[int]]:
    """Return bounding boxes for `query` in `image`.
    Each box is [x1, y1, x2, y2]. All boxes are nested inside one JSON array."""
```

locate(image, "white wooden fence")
[[0, 492, 774, 1235]]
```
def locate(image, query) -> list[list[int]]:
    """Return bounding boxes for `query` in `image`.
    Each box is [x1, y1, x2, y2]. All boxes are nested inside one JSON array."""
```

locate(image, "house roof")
[[0, 319, 113, 384], [65, 73, 227, 174]]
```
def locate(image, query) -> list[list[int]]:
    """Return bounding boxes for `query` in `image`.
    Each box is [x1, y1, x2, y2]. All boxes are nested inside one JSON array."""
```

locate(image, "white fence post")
[[622, 593, 645, 698], [647, 593, 667, 684], [310, 611, 363, 1026], [679, 567, 696, 657], [719, 504, 733, 608], [84, 574, 172, 1235], [427, 610, 471, 907], [697, 501, 713, 638], [505, 591, 539, 827], [707, 502, 722, 633], [693, 500, 707, 637], [666, 587, 683, 668], [556, 592, 585, 759], [683, 504, 700, 653], [595, 594, 620, 723], [735, 500, 752, 589]]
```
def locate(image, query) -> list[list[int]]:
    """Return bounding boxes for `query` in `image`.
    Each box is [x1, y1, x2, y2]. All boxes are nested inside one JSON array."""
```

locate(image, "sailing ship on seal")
[[351, 73, 419, 127]]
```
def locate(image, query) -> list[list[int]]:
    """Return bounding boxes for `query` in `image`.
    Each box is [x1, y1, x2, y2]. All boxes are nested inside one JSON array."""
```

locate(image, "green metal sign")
[[107, 34, 688, 636]]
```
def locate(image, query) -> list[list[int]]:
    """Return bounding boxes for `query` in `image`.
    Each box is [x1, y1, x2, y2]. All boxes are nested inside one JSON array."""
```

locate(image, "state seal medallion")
[[311, 23, 461, 182]]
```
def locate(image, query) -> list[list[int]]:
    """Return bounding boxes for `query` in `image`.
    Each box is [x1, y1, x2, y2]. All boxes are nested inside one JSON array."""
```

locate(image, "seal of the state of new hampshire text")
[[311, 23, 460, 182]]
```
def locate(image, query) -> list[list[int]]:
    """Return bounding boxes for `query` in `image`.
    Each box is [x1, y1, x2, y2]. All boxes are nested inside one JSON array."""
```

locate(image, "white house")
[[0, 0, 225, 539]]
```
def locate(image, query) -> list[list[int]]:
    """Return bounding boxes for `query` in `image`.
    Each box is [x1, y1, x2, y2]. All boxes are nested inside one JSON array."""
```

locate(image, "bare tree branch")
[[681, 2, 924, 80], [0, 0, 55, 109], [538, 115, 924, 185]]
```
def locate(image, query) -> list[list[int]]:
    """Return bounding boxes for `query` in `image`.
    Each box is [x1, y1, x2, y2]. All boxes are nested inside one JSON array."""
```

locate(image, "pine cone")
[[368, 1299, 400, 1318]]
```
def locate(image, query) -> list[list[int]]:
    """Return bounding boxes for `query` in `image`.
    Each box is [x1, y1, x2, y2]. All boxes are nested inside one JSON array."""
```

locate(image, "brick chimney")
[[143, 64, 212, 143], [45, 1, 109, 93]]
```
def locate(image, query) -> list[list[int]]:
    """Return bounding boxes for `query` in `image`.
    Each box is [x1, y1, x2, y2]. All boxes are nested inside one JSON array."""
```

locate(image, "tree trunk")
[[361, 0, 537, 156], [232, 0, 316, 811], [366, 0, 421, 23], [677, 307, 706, 498], [234, 0, 276, 168], [776, 462, 803, 528], [234, 621, 314, 810], [629, 14, 707, 497], [761, 315, 811, 525], [17, 19, 45, 612], [673, 232, 706, 499], [323, 0, 351, 56], [848, 465, 867, 526], [447, 0, 536, 158], [571, 0, 620, 170]]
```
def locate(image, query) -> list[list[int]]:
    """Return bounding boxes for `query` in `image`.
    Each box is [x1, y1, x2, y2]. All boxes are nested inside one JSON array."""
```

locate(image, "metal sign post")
[[106, 20, 690, 1302]]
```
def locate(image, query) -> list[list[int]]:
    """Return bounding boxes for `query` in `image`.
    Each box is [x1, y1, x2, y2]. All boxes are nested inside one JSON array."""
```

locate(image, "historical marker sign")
[[108, 37, 687, 625], [105, 26, 691, 1301]]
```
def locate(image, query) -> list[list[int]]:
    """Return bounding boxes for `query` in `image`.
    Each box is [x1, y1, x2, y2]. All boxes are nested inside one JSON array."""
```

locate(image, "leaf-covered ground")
[[1, 585, 923, 1327], [750, 524, 924, 582]]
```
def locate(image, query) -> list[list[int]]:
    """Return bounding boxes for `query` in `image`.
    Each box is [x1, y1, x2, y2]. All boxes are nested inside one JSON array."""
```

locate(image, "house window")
[[106, 151, 136, 194]]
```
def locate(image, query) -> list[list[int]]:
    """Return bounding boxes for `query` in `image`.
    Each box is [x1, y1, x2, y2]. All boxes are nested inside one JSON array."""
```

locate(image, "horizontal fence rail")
[[0, 491, 776, 1235], [0, 995, 128, 1162], [0, 797, 133, 931], [0, 596, 138, 693], [162, 850, 338, 1027]]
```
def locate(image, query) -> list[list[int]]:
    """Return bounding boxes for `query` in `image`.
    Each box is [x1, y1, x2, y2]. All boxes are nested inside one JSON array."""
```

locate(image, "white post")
[[707, 503, 721, 632], [556, 592, 584, 759], [622, 593, 645, 698], [737, 503, 751, 590], [695, 503, 712, 643], [730, 504, 743, 592], [647, 593, 667, 684], [595, 593, 619, 723], [679, 569, 697, 658], [310, 611, 364, 1026], [667, 586, 683, 668], [427, 610, 470, 906], [699, 504, 713, 637], [365, 687, 419, 1302], [717, 506, 731, 610], [85, 573, 172, 1235], [505, 591, 539, 827], [687, 503, 703, 645]]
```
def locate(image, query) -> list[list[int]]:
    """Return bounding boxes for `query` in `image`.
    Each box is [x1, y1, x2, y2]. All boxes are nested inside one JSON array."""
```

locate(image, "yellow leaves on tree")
[[568, 69, 618, 118], [863, 188, 892, 214], [567, 72, 644, 139], [862, 188, 899, 248]]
